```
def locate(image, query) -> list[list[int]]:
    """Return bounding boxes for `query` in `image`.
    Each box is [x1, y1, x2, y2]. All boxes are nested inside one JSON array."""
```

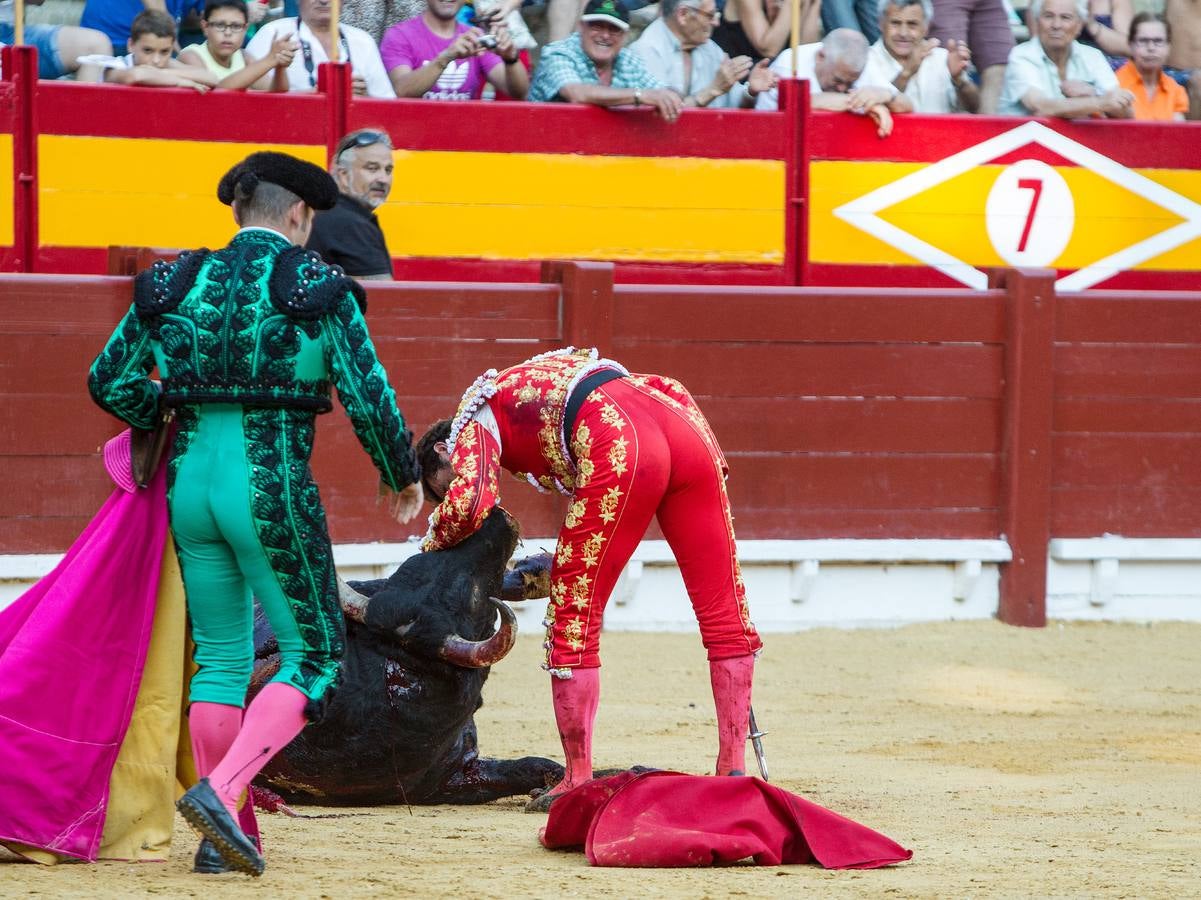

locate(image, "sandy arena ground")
[[3, 621, 1199, 898]]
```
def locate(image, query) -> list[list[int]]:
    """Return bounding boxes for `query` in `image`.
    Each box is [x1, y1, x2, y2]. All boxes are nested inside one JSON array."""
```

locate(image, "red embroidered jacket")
[[421, 349, 725, 551], [422, 349, 623, 551]]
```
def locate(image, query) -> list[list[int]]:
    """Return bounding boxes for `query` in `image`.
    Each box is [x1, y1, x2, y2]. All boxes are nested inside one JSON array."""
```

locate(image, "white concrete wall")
[[6, 537, 1200, 626]]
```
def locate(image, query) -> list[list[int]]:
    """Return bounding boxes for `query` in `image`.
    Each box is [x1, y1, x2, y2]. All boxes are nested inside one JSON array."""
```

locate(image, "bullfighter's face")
[[423, 443, 454, 505]]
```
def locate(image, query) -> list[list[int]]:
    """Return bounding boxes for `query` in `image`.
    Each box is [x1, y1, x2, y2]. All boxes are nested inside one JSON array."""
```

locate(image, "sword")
[[748, 706, 769, 781]]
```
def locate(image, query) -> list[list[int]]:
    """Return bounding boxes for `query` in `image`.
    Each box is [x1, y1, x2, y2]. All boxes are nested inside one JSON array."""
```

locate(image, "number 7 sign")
[[985, 159, 1075, 266]]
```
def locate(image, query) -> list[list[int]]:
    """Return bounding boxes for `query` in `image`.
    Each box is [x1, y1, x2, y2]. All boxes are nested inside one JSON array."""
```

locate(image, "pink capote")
[[0, 432, 172, 860], [540, 769, 913, 869]]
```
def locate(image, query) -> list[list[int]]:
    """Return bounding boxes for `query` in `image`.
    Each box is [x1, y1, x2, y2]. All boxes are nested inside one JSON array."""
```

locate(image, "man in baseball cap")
[[528, 0, 686, 121]]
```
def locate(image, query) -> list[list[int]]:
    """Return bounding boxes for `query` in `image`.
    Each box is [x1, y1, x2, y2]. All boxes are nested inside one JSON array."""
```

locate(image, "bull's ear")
[[501, 551, 553, 601]]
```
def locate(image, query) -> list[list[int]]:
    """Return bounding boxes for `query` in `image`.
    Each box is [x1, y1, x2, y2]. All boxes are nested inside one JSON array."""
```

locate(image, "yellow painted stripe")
[[381, 150, 785, 262], [811, 159, 1201, 272], [39, 136, 324, 249], [0, 135, 13, 245], [38, 137, 785, 264]]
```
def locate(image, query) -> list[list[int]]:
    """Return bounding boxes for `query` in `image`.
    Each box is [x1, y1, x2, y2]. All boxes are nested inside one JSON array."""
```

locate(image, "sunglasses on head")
[[335, 130, 391, 160]]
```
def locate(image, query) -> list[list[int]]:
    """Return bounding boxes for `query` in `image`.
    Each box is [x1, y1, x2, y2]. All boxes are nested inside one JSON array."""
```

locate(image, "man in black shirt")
[[307, 129, 395, 280]]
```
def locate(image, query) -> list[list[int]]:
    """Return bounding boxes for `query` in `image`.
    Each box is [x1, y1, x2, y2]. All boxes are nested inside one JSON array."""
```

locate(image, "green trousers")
[[168, 404, 343, 712]]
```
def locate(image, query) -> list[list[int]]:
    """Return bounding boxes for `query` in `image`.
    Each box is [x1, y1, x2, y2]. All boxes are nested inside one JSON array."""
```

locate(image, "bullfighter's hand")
[[388, 481, 425, 525]]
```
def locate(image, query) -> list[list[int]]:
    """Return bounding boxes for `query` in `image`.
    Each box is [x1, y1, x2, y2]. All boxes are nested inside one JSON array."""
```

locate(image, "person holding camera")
[[381, 0, 529, 99]]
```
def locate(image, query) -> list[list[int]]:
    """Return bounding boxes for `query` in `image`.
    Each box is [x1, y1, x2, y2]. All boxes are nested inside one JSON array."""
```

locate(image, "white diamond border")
[[832, 120, 1201, 291]]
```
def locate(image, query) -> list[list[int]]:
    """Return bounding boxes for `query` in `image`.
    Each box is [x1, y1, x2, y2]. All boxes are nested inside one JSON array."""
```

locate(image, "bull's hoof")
[[524, 791, 558, 814], [177, 779, 265, 877], [193, 839, 228, 874]]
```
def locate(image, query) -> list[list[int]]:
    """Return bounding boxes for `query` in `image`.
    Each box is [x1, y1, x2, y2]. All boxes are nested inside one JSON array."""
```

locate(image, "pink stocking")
[[547, 667, 600, 797], [206, 683, 308, 819], [709, 654, 754, 775], [188, 702, 243, 778]]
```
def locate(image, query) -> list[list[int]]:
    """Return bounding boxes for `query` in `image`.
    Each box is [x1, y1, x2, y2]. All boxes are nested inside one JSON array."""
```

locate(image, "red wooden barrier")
[[4, 264, 1200, 625]]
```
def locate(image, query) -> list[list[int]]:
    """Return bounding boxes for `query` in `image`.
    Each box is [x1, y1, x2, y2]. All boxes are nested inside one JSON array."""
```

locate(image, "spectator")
[[629, 0, 777, 108], [928, 0, 1015, 113], [81, 0, 203, 55], [823, 0, 882, 45], [755, 27, 915, 138], [1115, 12, 1186, 121], [307, 129, 397, 279], [0, 0, 113, 80], [998, 0, 1133, 117], [713, 0, 821, 65], [1076, 0, 1132, 66], [861, 0, 980, 112], [528, 0, 684, 122], [341, 0, 425, 44], [245, 0, 395, 97], [76, 9, 219, 89], [1164, 0, 1201, 119], [381, 0, 528, 100], [178, 0, 299, 90]]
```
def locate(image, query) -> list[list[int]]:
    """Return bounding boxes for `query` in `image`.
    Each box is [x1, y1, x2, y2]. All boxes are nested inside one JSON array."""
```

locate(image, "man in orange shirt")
[[1116, 12, 1187, 121]]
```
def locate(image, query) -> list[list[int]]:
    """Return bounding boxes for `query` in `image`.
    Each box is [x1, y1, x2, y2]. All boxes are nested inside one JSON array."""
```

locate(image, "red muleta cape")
[[540, 769, 913, 869]]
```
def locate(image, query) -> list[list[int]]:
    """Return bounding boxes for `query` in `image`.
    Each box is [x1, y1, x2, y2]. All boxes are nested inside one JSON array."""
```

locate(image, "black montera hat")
[[217, 151, 339, 210]]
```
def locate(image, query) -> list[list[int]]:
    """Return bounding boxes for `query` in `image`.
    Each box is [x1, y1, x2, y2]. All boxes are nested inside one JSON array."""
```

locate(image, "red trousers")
[[544, 375, 762, 671]]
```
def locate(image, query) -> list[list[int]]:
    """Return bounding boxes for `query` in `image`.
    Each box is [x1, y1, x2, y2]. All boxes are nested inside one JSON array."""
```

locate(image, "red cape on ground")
[[540, 769, 913, 869]]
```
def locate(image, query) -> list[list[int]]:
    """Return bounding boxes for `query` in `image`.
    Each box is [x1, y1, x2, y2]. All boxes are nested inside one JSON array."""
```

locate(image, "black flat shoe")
[[177, 779, 265, 877], [193, 838, 228, 874]]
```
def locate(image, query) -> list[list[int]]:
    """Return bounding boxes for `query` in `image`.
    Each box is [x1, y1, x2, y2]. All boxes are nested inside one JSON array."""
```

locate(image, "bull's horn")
[[439, 596, 517, 669], [337, 577, 370, 624]]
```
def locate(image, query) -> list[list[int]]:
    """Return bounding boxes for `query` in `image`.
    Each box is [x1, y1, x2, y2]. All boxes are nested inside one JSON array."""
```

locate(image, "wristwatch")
[[503, 56, 521, 65]]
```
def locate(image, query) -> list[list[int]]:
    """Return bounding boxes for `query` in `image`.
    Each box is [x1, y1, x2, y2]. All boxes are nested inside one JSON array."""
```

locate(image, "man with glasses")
[[307, 129, 396, 280], [529, 0, 685, 122], [630, 0, 777, 108], [998, 0, 1133, 117], [245, 0, 395, 97], [754, 27, 914, 137]]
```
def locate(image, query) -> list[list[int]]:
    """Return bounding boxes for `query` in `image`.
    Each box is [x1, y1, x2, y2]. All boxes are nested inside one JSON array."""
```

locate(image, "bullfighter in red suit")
[[416, 348, 762, 809]]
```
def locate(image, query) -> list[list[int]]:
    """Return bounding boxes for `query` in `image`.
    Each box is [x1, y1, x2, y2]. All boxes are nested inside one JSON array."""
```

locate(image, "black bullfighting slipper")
[[193, 838, 228, 874], [177, 779, 265, 877]]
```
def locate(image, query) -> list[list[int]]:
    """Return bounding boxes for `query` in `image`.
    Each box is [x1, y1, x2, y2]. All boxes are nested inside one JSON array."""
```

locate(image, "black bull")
[[248, 508, 563, 805]]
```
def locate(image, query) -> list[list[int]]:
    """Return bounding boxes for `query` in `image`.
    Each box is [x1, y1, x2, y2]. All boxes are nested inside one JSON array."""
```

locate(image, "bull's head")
[[338, 507, 520, 669]]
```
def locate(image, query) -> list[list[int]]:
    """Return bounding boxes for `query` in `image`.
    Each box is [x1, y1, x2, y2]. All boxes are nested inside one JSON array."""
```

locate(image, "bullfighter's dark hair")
[[417, 418, 453, 499]]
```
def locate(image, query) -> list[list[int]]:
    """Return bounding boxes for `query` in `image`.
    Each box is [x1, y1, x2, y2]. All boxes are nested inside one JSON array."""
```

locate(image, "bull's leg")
[[432, 756, 565, 805]]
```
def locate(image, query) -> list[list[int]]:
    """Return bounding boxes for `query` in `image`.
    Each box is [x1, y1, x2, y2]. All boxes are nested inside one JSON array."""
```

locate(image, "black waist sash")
[[564, 368, 626, 443]]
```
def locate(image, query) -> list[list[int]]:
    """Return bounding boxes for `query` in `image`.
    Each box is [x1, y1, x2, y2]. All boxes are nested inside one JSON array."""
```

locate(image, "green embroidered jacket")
[[88, 228, 418, 491]]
